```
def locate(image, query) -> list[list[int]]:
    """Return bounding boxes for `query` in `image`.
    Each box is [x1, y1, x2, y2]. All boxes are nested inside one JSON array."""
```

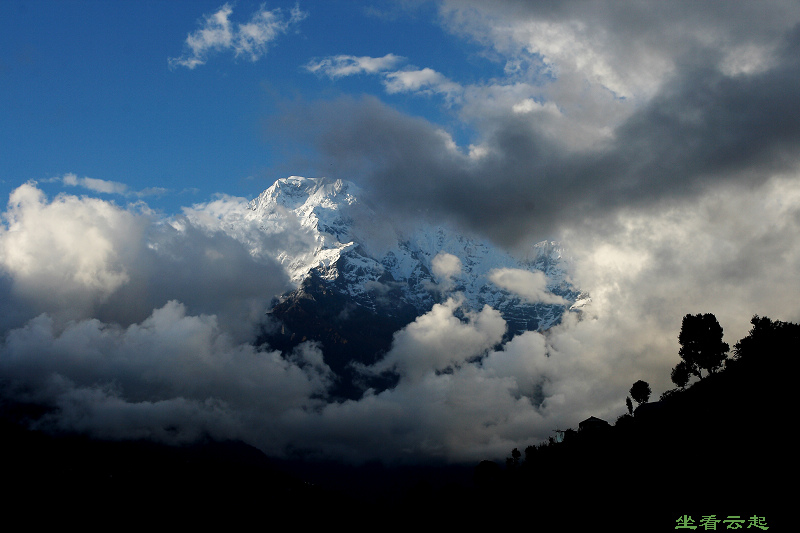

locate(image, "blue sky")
[[2, 1, 800, 462], [7, 0, 799, 244], [1, 1, 499, 212]]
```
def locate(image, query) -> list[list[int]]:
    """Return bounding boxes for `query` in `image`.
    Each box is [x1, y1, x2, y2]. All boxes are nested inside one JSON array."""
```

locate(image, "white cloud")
[[306, 51, 618, 154], [426, 249, 461, 293], [432, 251, 462, 280], [383, 68, 463, 102], [511, 98, 559, 115], [236, 4, 306, 61], [59, 173, 166, 197], [306, 55, 465, 105], [180, 193, 318, 283], [488, 268, 567, 305], [169, 3, 307, 69], [439, 0, 768, 100], [62, 173, 129, 195], [562, 175, 800, 344], [367, 297, 505, 382], [171, 3, 234, 69], [305, 54, 405, 78], [0, 183, 140, 319], [135, 186, 169, 198], [3, 174, 800, 463], [0, 183, 293, 338]]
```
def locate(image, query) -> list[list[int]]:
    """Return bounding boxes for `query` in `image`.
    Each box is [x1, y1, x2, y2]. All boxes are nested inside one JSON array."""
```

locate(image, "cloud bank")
[[2, 172, 799, 463], [287, 1, 800, 246], [0, 183, 294, 337], [4, 1, 800, 465]]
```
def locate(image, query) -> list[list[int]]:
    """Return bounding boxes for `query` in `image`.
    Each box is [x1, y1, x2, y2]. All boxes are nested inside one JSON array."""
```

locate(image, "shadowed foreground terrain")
[[1, 414, 352, 526], [2, 315, 790, 529], [475, 315, 791, 530]]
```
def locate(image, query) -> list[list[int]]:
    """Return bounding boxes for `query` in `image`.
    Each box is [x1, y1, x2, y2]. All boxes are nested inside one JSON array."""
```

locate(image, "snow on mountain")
[[222, 176, 579, 333], [182, 176, 581, 335]]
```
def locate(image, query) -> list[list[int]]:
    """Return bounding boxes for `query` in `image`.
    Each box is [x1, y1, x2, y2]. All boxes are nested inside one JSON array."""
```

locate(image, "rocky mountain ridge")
[[185, 176, 584, 397], [247, 176, 581, 333]]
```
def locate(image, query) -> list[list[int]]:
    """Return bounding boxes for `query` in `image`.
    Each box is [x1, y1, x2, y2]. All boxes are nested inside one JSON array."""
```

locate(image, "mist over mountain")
[[0, 176, 585, 462], [2, 171, 800, 464], [219, 176, 582, 397], [194, 176, 579, 325], [3, 5, 800, 522]]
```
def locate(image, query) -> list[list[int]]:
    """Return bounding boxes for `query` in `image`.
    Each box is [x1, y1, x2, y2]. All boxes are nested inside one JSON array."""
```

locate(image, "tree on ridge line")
[[674, 313, 729, 384], [630, 380, 651, 405]]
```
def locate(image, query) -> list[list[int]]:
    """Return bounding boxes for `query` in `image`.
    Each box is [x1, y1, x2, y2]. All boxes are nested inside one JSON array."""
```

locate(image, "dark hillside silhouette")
[[1, 313, 790, 529], [0, 409, 355, 527], [482, 314, 791, 530]]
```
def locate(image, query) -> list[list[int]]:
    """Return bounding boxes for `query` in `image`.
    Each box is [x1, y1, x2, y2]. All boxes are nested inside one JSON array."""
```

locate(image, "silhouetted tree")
[[629, 380, 651, 405], [523, 445, 537, 466], [506, 447, 521, 468], [733, 315, 800, 361], [670, 360, 691, 388], [676, 313, 729, 379], [626, 396, 633, 415]]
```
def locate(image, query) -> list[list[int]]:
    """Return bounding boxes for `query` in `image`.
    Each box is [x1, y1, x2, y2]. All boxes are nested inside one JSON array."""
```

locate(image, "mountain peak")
[[251, 176, 361, 213], [245, 176, 581, 333]]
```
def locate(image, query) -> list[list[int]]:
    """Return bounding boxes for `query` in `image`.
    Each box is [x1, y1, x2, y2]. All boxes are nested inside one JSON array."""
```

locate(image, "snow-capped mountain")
[[185, 176, 583, 397], [245, 176, 580, 331]]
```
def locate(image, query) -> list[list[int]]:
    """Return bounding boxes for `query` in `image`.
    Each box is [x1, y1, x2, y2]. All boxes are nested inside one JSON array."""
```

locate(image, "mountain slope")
[[249, 177, 580, 324], [190, 176, 583, 397]]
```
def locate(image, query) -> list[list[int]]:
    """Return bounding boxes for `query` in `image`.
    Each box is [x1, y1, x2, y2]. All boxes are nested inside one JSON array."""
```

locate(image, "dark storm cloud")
[[606, 29, 800, 199], [278, 25, 800, 245], [277, 2, 800, 245]]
